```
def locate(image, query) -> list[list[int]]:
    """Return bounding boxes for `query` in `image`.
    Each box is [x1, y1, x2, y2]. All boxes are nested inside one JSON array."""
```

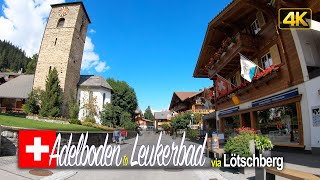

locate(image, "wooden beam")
[[250, 111, 257, 129], [296, 101, 304, 146]]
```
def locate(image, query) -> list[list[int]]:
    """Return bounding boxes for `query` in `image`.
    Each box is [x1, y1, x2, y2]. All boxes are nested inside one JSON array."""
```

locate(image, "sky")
[[0, 0, 231, 112]]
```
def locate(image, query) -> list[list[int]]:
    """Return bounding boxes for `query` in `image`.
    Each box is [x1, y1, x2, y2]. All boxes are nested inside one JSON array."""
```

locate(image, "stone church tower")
[[33, 2, 90, 115]]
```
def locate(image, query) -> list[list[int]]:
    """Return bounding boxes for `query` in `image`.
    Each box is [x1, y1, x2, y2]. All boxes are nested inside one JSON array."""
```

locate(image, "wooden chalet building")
[[169, 87, 215, 129], [169, 87, 215, 114], [193, 0, 320, 153]]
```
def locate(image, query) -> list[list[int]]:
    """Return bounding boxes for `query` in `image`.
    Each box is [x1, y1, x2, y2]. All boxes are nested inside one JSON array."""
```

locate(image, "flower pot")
[[238, 167, 255, 175], [262, 150, 272, 157]]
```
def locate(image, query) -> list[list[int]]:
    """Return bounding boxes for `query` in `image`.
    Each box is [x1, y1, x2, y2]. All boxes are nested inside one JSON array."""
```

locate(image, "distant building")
[[154, 110, 172, 129], [169, 87, 215, 129], [0, 75, 34, 113]]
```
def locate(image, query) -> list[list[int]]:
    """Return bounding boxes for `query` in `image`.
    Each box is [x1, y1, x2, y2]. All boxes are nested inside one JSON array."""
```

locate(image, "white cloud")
[[0, 0, 110, 73], [89, 29, 96, 33], [82, 36, 110, 73], [0, 0, 65, 57]]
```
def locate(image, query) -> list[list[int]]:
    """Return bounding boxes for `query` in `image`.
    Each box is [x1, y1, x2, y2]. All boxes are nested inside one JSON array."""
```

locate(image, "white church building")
[[78, 75, 112, 124]]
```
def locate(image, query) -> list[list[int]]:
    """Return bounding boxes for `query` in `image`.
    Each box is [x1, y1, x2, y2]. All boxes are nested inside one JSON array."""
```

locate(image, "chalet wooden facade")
[[193, 0, 320, 153], [169, 87, 215, 115]]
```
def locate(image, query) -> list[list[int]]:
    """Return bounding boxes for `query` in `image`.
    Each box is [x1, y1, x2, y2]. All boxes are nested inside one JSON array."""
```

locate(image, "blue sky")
[[0, 0, 231, 112]]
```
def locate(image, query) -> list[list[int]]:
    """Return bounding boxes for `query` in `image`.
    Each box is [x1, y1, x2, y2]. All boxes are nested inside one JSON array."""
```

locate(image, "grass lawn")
[[0, 114, 102, 132]]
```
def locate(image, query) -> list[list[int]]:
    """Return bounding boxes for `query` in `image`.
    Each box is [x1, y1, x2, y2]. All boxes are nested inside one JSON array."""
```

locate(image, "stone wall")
[[0, 126, 138, 157]]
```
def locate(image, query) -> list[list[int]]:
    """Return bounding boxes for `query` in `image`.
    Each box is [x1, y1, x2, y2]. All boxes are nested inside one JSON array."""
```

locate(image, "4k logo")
[[278, 8, 312, 30]]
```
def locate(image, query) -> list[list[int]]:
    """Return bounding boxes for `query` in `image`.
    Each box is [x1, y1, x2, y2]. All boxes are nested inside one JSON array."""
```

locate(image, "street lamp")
[[190, 114, 194, 127]]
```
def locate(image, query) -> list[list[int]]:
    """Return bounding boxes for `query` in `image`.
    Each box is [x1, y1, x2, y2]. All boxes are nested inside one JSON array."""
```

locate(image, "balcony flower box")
[[216, 65, 281, 101]]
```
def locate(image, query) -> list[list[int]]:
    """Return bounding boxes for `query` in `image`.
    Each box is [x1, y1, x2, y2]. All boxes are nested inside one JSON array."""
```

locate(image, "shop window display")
[[223, 115, 240, 139], [257, 104, 299, 145]]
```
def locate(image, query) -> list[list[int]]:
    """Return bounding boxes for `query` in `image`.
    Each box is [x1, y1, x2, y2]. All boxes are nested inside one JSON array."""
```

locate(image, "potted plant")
[[255, 134, 273, 157], [224, 127, 257, 175], [254, 134, 273, 179]]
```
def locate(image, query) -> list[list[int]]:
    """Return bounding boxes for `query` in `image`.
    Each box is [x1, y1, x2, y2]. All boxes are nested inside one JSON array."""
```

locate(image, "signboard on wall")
[[252, 88, 299, 108], [218, 106, 239, 117], [312, 106, 320, 127]]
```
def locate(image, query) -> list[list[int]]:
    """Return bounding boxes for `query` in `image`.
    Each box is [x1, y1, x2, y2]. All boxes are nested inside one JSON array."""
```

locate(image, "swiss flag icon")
[[19, 130, 56, 168]]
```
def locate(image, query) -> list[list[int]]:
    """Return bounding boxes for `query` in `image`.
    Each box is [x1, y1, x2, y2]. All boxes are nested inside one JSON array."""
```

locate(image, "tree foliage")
[[39, 67, 62, 117], [106, 78, 138, 117], [171, 112, 198, 130], [68, 95, 79, 119], [144, 106, 154, 120], [101, 103, 123, 127], [0, 40, 33, 72], [25, 54, 38, 74], [23, 89, 41, 114]]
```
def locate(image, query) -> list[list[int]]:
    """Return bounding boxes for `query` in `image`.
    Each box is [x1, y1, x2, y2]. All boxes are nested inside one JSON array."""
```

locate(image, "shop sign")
[[218, 106, 239, 117], [312, 106, 320, 127], [252, 88, 298, 107]]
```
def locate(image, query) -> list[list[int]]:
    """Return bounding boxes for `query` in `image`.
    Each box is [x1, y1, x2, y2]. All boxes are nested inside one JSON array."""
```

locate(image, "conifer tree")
[[39, 67, 62, 117]]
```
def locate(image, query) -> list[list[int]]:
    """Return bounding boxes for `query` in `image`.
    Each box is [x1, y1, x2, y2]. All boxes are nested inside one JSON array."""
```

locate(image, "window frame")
[[250, 19, 261, 35], [261, 52, 273, 69]]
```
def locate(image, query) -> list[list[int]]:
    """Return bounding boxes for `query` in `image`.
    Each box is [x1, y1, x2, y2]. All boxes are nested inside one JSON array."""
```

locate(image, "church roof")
[[0, 75, 34, 99], [79, 75, 113, 90]]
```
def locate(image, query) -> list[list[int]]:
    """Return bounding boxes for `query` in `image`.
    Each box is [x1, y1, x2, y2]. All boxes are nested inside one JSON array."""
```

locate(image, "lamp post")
[[190, 114, 194, 128]]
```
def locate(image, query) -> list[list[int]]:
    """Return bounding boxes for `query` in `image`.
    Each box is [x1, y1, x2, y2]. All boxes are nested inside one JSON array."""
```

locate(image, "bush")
[[161, 124, 170, 131], [81, 121, 114, 131], [69, 119, 81, 125], [186, 129, 199, 140], [224, 127, 257, 157], [224, 135, 252, 157], [84, 117, 96, 124]]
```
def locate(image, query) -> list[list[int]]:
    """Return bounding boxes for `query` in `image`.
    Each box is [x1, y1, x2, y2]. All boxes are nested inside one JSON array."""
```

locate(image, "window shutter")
[[236, 71, 241, 85], [256, 11, 266, 27], [253, 58, 260, 72], [270, 44, 281, 65]]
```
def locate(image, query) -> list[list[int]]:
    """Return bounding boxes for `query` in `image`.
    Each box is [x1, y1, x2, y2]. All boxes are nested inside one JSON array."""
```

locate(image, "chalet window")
[[230, 75, 237, 86], [251, 19, 261, 35], [103, 93, 106, 104], [261, 52, 273, 69], [57, 18, 65, 28]]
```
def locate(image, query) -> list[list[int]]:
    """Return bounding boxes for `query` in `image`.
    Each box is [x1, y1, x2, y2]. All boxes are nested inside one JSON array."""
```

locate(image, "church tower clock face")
[[58, 7, 69, 17]]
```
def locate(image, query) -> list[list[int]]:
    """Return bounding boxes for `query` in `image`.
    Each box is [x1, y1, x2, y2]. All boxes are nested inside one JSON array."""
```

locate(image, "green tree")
[[144, 106, 154, 120], [25, 54, 38, 74], [101, 103, 123, 127], [68, 94, 79, 119], [171, 112, 194, 130], [39, 67, 62, 117], [106, 78, 138, 117], [23, 89, 41, 114], [120, 111, 136, 130]]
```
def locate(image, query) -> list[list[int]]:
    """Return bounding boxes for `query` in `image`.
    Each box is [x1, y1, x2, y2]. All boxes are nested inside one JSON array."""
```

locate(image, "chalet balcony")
[[216, 64, 281, 105], [208, 32, 258, 79], [187, 109, 215, 114]]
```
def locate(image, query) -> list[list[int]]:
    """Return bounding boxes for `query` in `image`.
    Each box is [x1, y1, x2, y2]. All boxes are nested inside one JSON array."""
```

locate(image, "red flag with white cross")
[[19, 130, 56, 168], [215, 76, 228, 96]]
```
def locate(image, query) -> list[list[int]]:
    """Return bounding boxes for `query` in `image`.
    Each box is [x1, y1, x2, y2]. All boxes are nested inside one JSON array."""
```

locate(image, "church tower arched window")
[[57, 18, 65, 28]]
